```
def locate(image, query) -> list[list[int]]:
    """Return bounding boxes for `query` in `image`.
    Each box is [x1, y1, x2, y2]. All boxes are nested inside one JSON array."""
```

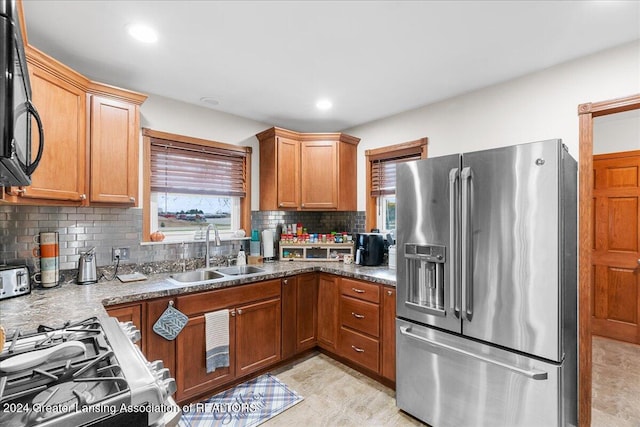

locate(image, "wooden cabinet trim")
[[177, 280, 281, 316], [26, 45, 89, 91]]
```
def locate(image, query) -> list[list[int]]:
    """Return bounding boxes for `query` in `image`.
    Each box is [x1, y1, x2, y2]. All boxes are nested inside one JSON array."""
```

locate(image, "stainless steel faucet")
[[205, 224, 222, 268]]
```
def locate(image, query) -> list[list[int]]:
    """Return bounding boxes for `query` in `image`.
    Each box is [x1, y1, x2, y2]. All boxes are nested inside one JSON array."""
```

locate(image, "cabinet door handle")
[[351, 312, 365, 319], [129, 196, 135, 202], [283, 279, 288, 285], [387, 290, 393, 296], [279, 203, 284, 207], [301, 203, 305, 207], [16, 188, 27, 195], [237, 309, 243, 315], [230, 310, 236, 317], [351, 288, 365, 294], [351, 345, 365, 353]]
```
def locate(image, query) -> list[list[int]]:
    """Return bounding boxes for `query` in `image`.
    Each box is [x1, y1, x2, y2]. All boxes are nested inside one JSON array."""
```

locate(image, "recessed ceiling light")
[[200, 97, 220, 106], [127, 24, 158, 43], [316, 99, 332, 111]]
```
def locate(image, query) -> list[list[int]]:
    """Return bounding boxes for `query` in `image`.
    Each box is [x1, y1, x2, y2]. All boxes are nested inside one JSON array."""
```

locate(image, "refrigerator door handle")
[[399, 326, 548, 380], [460, 166, 473, 321], [448, 167, 460, 318]]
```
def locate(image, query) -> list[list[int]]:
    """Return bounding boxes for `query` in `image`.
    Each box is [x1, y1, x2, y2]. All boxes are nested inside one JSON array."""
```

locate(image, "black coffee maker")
[[354, 233, 385, 266]]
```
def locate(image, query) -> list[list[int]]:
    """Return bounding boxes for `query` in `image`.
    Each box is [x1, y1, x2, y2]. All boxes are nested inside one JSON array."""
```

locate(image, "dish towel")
[[205, 309, 230, 373]]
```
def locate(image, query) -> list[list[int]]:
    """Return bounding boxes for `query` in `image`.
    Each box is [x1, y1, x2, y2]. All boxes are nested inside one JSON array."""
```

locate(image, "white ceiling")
[[22, 1, 640, 132]]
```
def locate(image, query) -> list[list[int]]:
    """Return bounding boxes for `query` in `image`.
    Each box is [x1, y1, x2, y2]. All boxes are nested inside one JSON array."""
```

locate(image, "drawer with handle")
[[340, 278, 380, 304], [338, 326, 379, 373], [340, 296, 380, 337]]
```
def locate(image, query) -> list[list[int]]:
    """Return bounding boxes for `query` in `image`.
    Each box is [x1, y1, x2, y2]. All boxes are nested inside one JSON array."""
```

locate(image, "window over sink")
[[142, 129, 251, 242]]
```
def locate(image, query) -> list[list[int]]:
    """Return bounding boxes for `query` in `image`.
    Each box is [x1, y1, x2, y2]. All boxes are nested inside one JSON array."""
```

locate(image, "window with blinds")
[[370, 154, 421, 196], [144, 131, 251, 240], [365, 138, 427, 232], [150, 139, 247, 197]]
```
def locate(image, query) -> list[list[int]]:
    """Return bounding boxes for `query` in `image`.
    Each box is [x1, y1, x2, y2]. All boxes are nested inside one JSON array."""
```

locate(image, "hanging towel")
[[205, 309, 230, 373]]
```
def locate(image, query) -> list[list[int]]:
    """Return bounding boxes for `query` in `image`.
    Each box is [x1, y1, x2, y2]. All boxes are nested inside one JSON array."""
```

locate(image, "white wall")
[[135, 41, 640, 212], [139, 94, 270, 210], [593, 109, 640, 154], [346, 40, 640, 210]]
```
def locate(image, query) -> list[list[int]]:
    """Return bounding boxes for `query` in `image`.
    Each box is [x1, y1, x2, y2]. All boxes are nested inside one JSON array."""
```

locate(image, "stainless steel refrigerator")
[[395, 139, 577, 427]]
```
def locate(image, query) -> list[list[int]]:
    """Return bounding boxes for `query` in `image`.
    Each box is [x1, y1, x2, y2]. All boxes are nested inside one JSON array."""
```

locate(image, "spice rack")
[[280, 242, 354, 261]]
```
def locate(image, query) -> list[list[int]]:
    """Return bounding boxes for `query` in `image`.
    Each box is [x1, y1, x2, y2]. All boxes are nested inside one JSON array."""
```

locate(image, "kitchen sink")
[[217, 266, 265, 276], [170, 270, 225, 283]]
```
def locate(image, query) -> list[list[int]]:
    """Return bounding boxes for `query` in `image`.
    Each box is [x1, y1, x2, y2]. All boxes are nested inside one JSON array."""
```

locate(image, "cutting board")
[[117, 273, 147, 283]]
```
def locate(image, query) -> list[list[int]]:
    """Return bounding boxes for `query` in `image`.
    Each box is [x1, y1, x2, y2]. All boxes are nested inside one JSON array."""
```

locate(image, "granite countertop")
[[0, 261, 395, 335]]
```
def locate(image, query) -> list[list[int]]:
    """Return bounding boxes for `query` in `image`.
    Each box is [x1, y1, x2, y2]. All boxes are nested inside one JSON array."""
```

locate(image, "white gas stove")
[[0, 317, 181, 426]]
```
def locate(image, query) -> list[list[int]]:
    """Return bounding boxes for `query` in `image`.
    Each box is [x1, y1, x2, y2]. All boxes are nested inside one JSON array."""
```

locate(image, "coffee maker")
[[354, 233, 385, 266]]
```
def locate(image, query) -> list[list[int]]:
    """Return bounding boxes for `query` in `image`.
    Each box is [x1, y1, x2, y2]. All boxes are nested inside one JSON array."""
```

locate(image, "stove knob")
[[120, 322, 141, 343], [163, 378, 177, 396], [149, 360, 164, 371], [154, 368, 170, 381]]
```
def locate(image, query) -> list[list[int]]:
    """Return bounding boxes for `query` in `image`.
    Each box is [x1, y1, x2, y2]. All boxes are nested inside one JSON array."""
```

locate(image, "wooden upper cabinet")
[[16, 46, 88, 203], [88, 86, 145, 206], [300, 140, 338, 209], [257, 127, 359, 211], [5, 44, 146, 206], [276, 136, 300, 208]]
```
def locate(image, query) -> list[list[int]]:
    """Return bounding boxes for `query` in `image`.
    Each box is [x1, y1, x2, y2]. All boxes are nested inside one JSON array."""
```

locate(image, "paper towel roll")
[[262, 230, 274, 258]]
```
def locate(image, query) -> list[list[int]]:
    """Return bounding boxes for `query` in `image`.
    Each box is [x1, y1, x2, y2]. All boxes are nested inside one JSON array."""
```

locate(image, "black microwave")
[[0, 0, 43, 186]]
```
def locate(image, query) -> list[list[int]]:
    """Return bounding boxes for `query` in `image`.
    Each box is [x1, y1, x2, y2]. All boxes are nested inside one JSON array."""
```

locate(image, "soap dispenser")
[[236, 248, 246, 266]]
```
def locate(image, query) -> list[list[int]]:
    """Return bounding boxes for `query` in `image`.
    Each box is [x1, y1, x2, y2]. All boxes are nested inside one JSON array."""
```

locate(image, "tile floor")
[[591, 336, 640, 427], [262, 337, 640, 426], [264, 352, 423, 426]]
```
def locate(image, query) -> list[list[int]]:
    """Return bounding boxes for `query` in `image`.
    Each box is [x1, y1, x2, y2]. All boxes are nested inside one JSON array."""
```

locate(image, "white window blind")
[[150, 139, 247, 197]]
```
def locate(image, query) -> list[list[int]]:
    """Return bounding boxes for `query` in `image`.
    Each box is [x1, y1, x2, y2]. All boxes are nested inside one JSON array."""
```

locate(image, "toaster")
[[0, 265, 31, 300]]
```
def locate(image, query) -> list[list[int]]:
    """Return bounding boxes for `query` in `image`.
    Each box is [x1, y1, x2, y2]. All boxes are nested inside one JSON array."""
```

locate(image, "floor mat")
[[179, 374, 304, 427]]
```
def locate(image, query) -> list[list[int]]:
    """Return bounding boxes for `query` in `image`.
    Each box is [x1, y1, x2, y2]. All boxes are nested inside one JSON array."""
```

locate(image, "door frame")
[[577, 93, 640, 426]]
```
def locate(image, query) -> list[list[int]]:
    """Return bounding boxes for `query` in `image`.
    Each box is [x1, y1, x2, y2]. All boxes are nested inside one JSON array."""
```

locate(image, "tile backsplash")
[[0, 205, 365, 272], [250, 210, 365, 235]]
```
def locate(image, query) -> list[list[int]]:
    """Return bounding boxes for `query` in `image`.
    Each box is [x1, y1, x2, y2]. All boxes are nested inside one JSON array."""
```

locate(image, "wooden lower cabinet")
[[236, 297, 281, 377], [337, 326, 380, 372], [176, 314, 236, 399], [105, 303, 142, 329], [172, 280, 281, 402], [138, 274, 395, 404], [317, 274, 339, 350], [105, 303, 143, 348], [281, 276, 297, 359], [296, 273, 318, 352], [144, 297, 177, 380], [282, 273, 319, 359], [381, 287, 396, 382], [337, 279, 381, 374]]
